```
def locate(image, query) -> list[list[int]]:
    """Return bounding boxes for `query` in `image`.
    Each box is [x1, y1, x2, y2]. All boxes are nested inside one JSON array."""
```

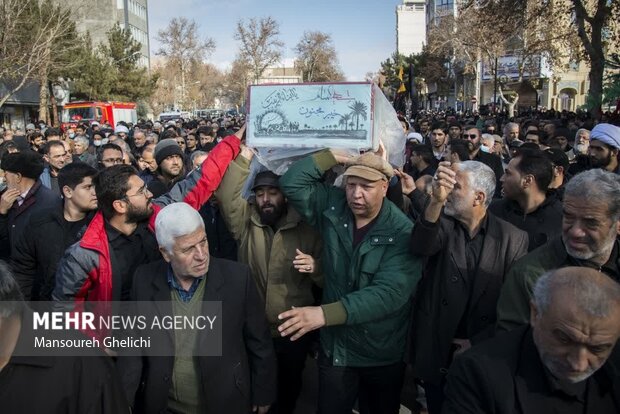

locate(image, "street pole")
[[493, 57, 498, 113]]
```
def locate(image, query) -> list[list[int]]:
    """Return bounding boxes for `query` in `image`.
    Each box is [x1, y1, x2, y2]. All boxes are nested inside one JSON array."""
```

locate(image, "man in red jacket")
[[52, 128, 243, 303]]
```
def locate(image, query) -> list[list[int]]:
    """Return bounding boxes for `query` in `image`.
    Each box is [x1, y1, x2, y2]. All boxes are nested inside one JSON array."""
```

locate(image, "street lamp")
[[113, 51, 141, 64]]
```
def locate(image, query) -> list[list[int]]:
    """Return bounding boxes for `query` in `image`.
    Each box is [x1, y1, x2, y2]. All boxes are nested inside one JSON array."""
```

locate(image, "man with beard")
[[53, 129, 243, 303], [147, 139, 186, 197], [496, 168, 620, 332], [418, 118, 431, 146], [490, 149, 563, 251], [448, 122, 462, 141], [588, 123, 619, 174], [39, 141, 67, 195], [567, 128, 591, 175], [130, 130, 147, 159], [215, 145, 322, 414], [443, 267, 620, 413], [408, 161, 528, 414], [429, 123, 449, 161], [464, 126, 504, 196], [12, 163, 98, 300], [28, 131, 46, 152], [502, 122, 520, 146]]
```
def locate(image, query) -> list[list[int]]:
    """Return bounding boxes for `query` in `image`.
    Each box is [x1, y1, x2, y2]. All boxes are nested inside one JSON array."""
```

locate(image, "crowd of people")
[[0, 107, 619, 414]]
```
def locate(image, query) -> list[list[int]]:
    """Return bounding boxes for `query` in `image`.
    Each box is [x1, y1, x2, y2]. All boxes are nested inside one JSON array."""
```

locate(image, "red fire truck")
[[61, 101, 137, 131]]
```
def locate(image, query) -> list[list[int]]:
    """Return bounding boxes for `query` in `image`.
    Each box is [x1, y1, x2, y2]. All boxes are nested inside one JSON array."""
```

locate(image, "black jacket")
[[443, 326, 620, 413], [409, 213, 528, 385], [199, 201, 238, 261], [474, 150, 505, 198], [117, 257, 277, 414], [489, 195, 563, 251], [11, 207, 94, 300], [0, 314, 129, 414], [0, 181, 60, 259]]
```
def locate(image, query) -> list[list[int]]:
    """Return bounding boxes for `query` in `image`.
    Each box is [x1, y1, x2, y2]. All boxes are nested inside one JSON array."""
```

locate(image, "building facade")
[[426, 0, 458, 30], [396, 1, 426, 56], [257, 66, 303, 84], [72, 0, 150, 69]]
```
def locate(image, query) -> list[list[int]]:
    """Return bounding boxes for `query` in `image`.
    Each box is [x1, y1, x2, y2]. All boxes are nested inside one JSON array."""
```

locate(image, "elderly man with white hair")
[[119, 202, 276, 414], [408, 160, 528, 414]]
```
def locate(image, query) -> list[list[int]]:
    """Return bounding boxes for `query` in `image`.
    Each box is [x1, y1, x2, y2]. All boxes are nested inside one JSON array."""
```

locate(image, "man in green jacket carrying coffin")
[[276, 149, 423, 414]]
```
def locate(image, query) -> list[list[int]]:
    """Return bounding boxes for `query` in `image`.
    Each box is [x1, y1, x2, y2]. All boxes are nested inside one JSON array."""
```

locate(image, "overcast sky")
[[147, 0, 404, 80]]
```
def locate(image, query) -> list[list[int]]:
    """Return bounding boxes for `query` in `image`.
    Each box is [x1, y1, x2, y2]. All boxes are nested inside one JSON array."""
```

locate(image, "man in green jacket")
[[277, 149, 423, 414], [215, 145, 323, 414]]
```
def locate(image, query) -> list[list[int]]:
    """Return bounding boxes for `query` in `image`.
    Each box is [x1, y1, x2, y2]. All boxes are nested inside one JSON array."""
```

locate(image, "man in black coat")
[[463, 126, 505, 197], [443, 267, 620, 413], [409, 161, 528, 414], [118, 202, 276, 414], [489, 149, 563, 251], [0, 151, 60, 259], [12, 162, 98, 300], [0, 262, 129, 413]]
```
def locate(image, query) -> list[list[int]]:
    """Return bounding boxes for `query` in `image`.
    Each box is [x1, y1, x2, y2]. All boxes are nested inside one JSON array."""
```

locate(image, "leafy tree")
[[380, 50, 450, 105], [102, 24, 156, 101], [70, 33, 116, 101], [294, 31, 344, 82], [234, 17, 284, 83], [71, 24, 156, 103]]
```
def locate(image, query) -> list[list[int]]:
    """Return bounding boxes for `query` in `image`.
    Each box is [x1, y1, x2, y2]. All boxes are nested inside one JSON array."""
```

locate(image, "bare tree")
[[0, 0, 78, 110], [427, 0, 578, 117], [234, 17, 284, 83], [224, 57, 252, 108], [294, 31, 344, 82], [37, 1, 85, 124], [156, 17, 215, 110], [569, 0, 620, 119]]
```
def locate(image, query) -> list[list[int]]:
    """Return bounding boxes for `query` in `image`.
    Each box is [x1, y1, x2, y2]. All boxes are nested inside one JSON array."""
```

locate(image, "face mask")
[[94, 140, 102, 147], [68, 133, 75, 139]]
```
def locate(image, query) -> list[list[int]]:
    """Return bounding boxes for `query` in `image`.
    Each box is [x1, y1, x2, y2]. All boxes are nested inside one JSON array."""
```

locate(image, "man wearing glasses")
[[53, 128, 244, 303], [97, 143, 125, 169], [464, 126, 504, 197]]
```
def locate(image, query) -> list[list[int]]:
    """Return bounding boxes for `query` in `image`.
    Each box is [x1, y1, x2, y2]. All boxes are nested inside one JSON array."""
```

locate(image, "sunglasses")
[[464, 134, 478, 139]]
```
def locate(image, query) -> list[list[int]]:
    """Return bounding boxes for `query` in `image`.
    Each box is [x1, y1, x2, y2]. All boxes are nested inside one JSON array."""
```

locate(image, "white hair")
[[503, 122, 519, 134], [74, 135, 90, 147], [480, 133, 494, 147], [575, 128, 590, 140], [155, 202, 205, 253], [458, 161, 496, 207]]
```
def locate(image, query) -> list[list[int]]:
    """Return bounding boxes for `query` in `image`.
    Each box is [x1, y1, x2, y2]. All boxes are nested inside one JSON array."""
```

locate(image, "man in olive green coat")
[[215, 145, 323, 414], [277, 149, 423, 414]]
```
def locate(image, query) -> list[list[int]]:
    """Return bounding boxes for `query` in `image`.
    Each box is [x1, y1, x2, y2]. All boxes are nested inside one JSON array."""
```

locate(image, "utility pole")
[[493, 56, 498, 113]]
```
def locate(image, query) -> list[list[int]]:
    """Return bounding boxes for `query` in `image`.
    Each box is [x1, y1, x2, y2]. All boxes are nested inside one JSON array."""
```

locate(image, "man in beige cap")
[[276, 148, 423, 413]]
